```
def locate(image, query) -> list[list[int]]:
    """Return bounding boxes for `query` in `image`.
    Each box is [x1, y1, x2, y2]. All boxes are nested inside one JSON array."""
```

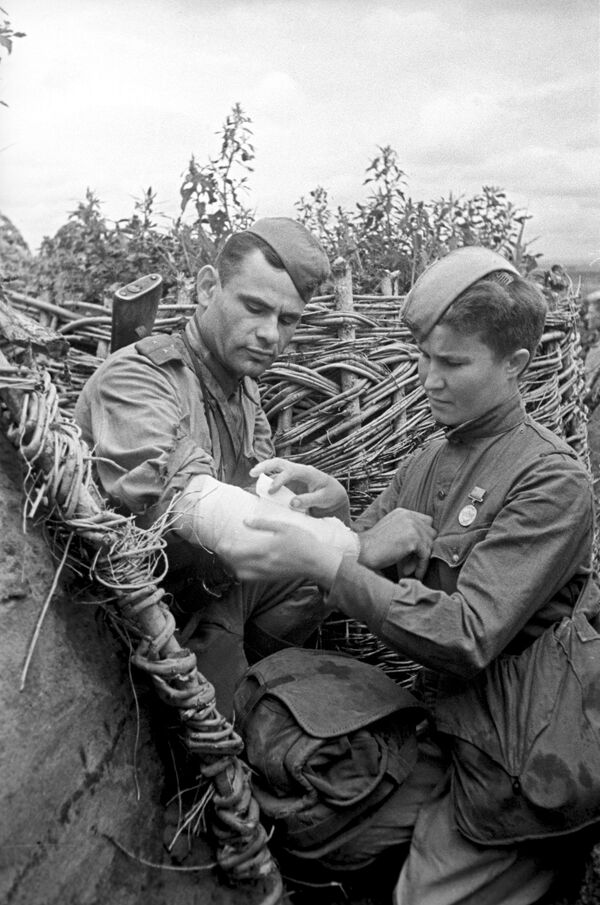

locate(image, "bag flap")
[[236, 648, 426, 738]]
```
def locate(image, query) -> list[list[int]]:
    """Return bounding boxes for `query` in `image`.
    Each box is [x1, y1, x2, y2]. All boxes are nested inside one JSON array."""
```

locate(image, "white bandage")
[[172, 474, 359, 558]]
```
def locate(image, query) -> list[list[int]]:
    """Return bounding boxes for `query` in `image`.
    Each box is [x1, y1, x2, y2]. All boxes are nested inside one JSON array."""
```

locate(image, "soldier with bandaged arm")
[[218, 248, 596, 905], [74, 217, 434, 718]]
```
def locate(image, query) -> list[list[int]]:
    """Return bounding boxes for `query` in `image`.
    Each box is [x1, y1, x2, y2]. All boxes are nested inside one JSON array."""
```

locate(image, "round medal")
[[458, 504, 477, 527]]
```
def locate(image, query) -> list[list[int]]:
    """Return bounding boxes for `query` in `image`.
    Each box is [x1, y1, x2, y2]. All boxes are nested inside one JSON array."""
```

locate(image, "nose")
[[256, 314, 280, 346], [422, 360, 444, 393]]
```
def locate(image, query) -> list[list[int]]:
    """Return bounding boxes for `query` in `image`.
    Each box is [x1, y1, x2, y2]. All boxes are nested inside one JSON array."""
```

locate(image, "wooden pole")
[[276, 341, 295, 457], [333, 257, 361, 422], [332, 257, 368, 498]]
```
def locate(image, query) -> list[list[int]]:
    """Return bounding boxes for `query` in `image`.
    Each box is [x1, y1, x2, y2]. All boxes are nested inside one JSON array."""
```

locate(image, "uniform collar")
[[444, 394, 526, 443], [185, 316, 240, 400]]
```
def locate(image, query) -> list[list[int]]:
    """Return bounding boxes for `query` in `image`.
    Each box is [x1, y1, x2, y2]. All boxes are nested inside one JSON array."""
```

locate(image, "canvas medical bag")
[[436, 575, 600, 844], [234, 648, 426, 861]]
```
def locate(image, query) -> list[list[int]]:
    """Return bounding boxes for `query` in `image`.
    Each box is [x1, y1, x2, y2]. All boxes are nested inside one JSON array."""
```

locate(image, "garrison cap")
[[246, 217, 330, 302], [403, 246, 519, 339]]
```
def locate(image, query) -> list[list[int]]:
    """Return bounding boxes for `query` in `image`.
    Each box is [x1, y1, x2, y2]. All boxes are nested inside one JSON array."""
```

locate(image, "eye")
[[280, 315, 300, 328]]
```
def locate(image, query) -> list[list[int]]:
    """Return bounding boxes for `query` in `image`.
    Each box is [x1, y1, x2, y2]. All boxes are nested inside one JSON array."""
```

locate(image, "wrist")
[[311, 548, 345, 589], [357, 531, 373, 568]]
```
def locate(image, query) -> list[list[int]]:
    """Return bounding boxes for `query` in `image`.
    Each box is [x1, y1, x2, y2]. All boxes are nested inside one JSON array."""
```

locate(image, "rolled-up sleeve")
[[328, 453, 593, 678]]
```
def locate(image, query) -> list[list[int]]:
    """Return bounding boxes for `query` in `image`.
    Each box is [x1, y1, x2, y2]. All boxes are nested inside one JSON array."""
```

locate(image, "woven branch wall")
[[263, 289, 589, 515], [4, 270, 589, 685], [7, 270, 589, 514]]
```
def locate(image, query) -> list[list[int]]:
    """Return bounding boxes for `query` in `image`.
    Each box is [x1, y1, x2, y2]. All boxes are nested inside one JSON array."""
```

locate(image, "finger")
[[249, 458, 287, 477], [243, 515, 286, 532], [409, 513, 434, 529], [414, 519, 436, 540], [230, 564, 261, 582], [399, 508, 434, 528], [268, 471, 294, 493], [414, 545, 430, 581], [289, 490, 324, 511], [399, 554, 417, 577], [416, 528, 436, 547], [422, 524, 437, 545]]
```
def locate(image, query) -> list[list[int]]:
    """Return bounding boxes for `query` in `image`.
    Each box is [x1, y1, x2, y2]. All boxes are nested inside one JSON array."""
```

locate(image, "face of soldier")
[[418, 323, 526, 427], [199, 248, 305, 380], [586, 300, 600, 332]]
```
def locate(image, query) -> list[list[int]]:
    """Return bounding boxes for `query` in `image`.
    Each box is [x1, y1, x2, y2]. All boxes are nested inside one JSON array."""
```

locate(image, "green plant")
[[19, 105, 543, 305], [177, 103, 256, 269], [0, 6, 25, 107], [32, 189, 123, 302], [26, 105, 257, 304], [296, 149, 541, 293]]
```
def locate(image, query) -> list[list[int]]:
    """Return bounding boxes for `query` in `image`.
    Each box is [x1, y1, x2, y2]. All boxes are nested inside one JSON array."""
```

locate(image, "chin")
[[429, 405, 454, 425], [241, 361, 271, 380]]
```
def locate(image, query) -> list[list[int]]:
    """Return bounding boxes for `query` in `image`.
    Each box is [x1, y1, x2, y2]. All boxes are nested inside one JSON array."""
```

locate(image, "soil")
[[0, 428, 265, 905]]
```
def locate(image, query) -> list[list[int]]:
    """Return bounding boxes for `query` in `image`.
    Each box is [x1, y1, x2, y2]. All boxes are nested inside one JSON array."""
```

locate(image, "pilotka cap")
[[246, 217, 330, 302], [403, 246, 520, 339]]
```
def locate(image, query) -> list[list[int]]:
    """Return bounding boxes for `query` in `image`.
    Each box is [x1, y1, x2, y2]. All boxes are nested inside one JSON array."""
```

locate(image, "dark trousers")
[[166, 574, 325, 719]]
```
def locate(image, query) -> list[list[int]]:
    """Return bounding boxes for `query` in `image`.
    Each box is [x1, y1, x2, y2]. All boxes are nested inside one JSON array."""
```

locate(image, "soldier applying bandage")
[[222, 247, 596, 905]]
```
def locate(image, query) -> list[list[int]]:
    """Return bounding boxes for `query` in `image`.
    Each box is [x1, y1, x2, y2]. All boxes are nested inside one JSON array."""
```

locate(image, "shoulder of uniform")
[[408, 434, 445, 462], [135, 333, 184, 366], [396, 435, 443, 481], [522, 415, 579, 459]]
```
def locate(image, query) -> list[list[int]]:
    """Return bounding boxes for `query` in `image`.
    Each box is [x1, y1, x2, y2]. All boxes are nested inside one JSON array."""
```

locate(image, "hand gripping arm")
[[171, 474, 359, 576]]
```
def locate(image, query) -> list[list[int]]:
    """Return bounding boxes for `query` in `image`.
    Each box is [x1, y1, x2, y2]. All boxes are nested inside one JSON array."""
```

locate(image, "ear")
[[506, 348, 531, 378], [196, 265, 219, 311]]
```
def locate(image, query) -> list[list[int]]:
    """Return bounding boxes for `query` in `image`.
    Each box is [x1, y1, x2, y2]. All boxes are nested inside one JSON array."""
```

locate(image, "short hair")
[[216, 231, 285, 286], [439, 272, 548, 359]]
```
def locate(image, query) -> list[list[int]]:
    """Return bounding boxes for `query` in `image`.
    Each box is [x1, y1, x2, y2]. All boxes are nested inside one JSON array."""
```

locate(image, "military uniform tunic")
[[75, 315, 274, 523], [326, 395, 594, 905], [330, 395, 593, 678], [74, 314, 323, 717]]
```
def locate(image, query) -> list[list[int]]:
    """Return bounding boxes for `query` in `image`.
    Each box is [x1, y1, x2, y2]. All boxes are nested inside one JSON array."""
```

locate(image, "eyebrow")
[[238, 292, 302, 319], [438, 353, 471, 362], [419, 346, 471, 362], [238, 293, 270, 308]]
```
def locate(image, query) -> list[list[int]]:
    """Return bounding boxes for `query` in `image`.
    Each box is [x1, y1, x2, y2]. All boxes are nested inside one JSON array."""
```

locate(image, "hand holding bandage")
[[172, 474, 359, 585], [249, 458, 350, 515]]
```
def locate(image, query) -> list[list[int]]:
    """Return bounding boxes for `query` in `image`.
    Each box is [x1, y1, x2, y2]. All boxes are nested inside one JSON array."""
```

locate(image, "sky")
[[1, 0, 599, 265]]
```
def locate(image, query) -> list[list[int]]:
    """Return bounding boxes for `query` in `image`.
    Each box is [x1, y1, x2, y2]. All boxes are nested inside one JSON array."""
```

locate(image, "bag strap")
[[236, 674, 296, 724], [180, 330, 249, 482]]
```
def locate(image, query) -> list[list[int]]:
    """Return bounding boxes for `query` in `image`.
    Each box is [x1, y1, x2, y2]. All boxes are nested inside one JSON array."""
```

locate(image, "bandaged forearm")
[[172, 474, 360, 558]]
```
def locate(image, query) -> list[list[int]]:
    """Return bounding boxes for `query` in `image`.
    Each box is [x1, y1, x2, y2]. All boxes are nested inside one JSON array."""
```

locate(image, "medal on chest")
[[458, 486, 486, 527]]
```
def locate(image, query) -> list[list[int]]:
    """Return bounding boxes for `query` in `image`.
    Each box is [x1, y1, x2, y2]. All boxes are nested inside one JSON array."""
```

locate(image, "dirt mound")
[[0, 429, 260, 905]]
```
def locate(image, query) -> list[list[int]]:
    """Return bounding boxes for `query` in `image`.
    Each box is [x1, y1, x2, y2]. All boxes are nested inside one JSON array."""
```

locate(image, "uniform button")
[[452, 553, 459, 563], [437, 490, 446, 500]]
